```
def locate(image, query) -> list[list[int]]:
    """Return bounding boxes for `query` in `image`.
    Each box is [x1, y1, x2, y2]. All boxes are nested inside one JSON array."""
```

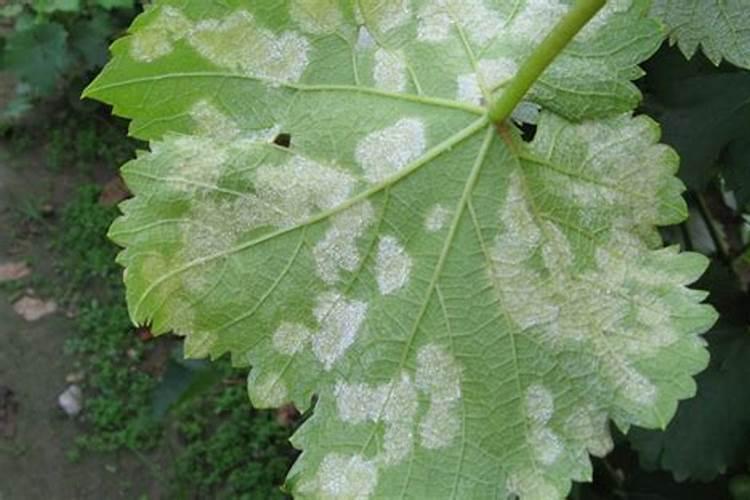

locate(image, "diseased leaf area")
[[650, 0, 750, 70], [86, 1, 717, 499]]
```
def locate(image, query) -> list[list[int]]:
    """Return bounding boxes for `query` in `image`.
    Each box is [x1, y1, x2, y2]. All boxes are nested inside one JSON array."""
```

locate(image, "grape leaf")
[[647, 71, 750, 192], [2, 21, 70, 95], [650, 0, 750, 69], [86, 2, 716, 498], [628, 263, 750, 482]]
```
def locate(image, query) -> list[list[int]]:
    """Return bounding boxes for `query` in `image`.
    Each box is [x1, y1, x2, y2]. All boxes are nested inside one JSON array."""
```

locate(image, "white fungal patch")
[[419, 401, 460, 449], [356, 25, 376, 50], [381, 374, 418, 463], [373, 48, 407, 92], [312, 292, 368, 370], [530, 427, 563, 465], [314, 202, 375, 284], [417, 0, 503, 46], [525, 384, 554, 426], [506, 469, 559, 500], [618, 364, 658, 405], [424, 204, 450, 232], [540, 222, 573, 272], [272, 322, 312, 355], [457, 73, 482, 106], [248, 373, 288, 407], [290, 0, 344, 34], [334, 374, 418, 465], [254, 156, 356, 227], [564, 406, 613, 457], [130, 6, 191, 62], [335, 382, 389, 424], [415, 344, 462, 449], [190, 100, 240, 139], [457, 58, 518, 106], [187, 10, 310, 84], [315, 453, 378, 499], [375, 236, 412, 296], [359, 0, 411, 33], [507, 0, 569, 46], [355, 119, 426, 183], [579, 0, 631, 39], [155, 135, 229, 189]]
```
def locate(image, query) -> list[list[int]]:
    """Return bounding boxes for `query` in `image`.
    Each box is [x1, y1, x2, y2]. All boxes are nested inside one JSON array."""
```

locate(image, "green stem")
[[488, 0, 606, 124]]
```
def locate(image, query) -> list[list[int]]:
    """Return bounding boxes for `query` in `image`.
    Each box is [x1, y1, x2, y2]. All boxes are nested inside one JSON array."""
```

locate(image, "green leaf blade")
[[90, 2, 717, 498], [650, 0, 750, 69]]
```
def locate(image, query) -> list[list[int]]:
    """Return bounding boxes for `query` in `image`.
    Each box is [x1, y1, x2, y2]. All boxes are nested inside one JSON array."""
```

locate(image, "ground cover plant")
[[62, 0, 750, 498]]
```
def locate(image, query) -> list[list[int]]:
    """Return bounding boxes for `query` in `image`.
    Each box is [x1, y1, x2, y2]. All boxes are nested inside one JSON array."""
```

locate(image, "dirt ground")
[[0, 144, 166, 499]]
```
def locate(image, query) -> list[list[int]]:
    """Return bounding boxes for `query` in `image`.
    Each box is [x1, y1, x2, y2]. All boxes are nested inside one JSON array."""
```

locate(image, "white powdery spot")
[[315, 453, 378, 500], [495, 173, 541, 264], [254, 156, 356, 227], [248, 373, 288, 407], [530, 427, 563, 465], [619, 365, 658, 405], [360, 0, 411, 33], [541, 222, 573, 272], [356, 25, 376, 50], [290, 0, 344, 34], [130, 6, 191, 62], [381, 374, 418, 464], [334, 374, 418, 465], [417, 0, 503, 46], [419, 401, 460, 449], [456, 73, 482, 106], [187, 11, 310, 84], [314, 202, 375, 284], [415, 344, 462, 449], [373, 48, 407, 92], [190, 100, 240, 139], [335, 382, 389, 424], [355, 118, 426, 183], [579, 0, 631, 40], [160, 135, 229, 189], [507, 0, 569, 47], [375, 235, 413, 296], [424, 204, 450, 232], [272, 322, 312, 355], [312, 292, 368, 370], [525, 384, 554, 426], [457, 58, 518, 106], [564, 406, 614, 457], [506, 469, 559, 500]]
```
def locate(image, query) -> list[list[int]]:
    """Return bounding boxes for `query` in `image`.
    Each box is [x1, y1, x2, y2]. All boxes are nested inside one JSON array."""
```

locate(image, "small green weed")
[[171, 377, 295, 499]]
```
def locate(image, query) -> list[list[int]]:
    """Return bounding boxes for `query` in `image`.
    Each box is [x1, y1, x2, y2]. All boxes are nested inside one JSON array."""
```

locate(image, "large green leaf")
[[85, 1, 716, 498], [629, 264, 750, 482], [650, 0, 750, 69]]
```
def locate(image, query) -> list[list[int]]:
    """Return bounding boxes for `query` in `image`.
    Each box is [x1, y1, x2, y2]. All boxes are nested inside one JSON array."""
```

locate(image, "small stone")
[[65, 372, 84, 384], [0, 261, 31, 282], [13, 296, 57, 321], [58, 385, 83, 417]]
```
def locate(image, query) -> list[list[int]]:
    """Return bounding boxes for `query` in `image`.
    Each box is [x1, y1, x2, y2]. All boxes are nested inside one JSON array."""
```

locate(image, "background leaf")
[[650, 0, 750, 70]]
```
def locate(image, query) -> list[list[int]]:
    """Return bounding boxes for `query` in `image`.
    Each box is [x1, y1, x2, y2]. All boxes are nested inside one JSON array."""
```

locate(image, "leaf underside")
[[86, 1, 717, 498], [650, 0, 750, 70]]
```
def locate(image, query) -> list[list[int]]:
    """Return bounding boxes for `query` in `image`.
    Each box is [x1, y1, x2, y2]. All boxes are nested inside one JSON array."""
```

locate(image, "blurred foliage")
[[0, 0, 141, 123]]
